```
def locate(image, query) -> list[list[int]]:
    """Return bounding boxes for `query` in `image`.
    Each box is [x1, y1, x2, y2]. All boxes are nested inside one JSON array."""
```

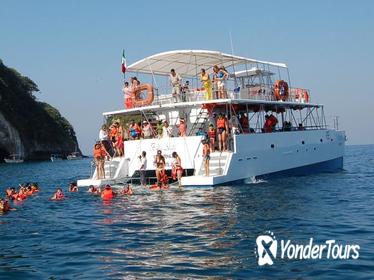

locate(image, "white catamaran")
[[77, 50, 345, 187]]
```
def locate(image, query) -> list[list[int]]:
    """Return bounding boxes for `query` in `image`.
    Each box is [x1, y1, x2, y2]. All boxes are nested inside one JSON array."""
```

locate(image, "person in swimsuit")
[[200, 68, 212, 100], [51, 188, 64, 200], [202, 139, 211, 176], [172, 152, 183, 187], [154, 150, 166, 187], [216, 113, 229, 151]]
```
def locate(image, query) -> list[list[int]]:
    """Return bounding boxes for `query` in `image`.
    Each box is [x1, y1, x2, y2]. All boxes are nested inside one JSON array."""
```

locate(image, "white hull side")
[[182, 129, 345, 186]]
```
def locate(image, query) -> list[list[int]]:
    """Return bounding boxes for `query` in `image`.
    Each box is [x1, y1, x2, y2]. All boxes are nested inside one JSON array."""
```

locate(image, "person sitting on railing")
[[169, 69, 182, 103], [200, 68, 212, 100], [142, 121, 153, 139], [122, 81, 133, 109], [177, 118, 187, 137], [213, 65, 229, 99], [162, 120, 173, 138]]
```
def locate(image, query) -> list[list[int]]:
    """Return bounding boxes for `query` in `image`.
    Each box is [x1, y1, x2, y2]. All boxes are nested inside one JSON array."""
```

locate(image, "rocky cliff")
[[0, 59, 80, 161]]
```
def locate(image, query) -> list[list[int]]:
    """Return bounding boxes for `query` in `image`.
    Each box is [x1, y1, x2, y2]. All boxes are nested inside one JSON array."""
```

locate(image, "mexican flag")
[[121, 50, 127, 73]]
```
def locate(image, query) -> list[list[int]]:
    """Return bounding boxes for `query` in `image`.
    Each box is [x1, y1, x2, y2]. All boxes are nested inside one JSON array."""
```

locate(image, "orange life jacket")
[[217, 118, 225, 129], [93, 146, 106, 158], [101, 189, 114, 200]]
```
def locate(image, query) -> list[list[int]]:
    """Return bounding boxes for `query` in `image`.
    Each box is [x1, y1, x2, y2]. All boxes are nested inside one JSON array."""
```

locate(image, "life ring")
[[132, 83, 154, 107], [274, 80, 289, 101]]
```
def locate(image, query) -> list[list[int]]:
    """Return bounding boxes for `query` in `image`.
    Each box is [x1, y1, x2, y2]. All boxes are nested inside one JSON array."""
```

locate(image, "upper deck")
[[107, 50, 318, 116]]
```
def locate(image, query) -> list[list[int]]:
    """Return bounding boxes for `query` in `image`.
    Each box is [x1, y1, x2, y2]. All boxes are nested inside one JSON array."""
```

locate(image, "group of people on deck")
[[122, 66, 229, 107], [171, 66, 229, 101]]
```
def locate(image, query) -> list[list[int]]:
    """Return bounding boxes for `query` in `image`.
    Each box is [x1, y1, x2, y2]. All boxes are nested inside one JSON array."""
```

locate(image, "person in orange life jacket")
[[172, 152, 183, 187], [51, 188, 64, 200], [216, 113, 228, 152], [101, 185, 115, 200], [263, 115, 272, 133], [207, 123, 216, 152], [93, 142, 109, 179], [269, 113, 278, 130]]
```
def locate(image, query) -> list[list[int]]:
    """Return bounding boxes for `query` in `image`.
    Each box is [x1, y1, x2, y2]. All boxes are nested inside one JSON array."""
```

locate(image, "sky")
[[1, 0, 373, 154]]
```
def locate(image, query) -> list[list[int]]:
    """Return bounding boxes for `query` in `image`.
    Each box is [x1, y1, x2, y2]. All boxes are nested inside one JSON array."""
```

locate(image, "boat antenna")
[[229, 31, 238, 87]]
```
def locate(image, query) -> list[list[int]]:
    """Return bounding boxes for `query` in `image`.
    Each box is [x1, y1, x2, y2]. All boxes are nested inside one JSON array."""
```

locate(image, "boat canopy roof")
[[103, 99, 321, 117], [127, 50, 287, 77], [230, 68, 274, 78]]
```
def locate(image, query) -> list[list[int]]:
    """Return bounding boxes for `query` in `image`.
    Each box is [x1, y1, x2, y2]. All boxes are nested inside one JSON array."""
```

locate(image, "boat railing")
[[149, 86, 312, 106]]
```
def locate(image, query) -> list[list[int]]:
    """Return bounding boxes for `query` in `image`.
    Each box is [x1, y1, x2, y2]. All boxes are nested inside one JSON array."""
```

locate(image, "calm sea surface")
[[0, 145, 373, 279]]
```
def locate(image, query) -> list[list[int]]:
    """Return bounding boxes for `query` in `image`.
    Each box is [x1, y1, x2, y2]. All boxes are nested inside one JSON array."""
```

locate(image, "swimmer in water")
[[68, 182, 78, 192], [0, 198, 12, 212], [30, 183, 39, 194], [121, 184, 133, 195], [88, 185, 100, 194], [51, 188, 65, 200], [101, 185, 115, 200]]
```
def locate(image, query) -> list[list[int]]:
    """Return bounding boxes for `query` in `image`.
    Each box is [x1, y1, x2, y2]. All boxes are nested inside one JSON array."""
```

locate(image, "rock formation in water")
[[0, 59, 80, 161]]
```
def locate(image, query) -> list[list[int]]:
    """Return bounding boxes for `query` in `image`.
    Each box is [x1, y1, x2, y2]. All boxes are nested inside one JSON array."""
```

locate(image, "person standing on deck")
[[177, 118, 187, 137], [216, 113, 229, 151], [172, 152, 183, 187], [93, 142, 109, 179], [162, 121, 172, 138], [170, 69, 182, 103], [213, 65, 229, 99], [200, 69, 212, 100], [202, 140, 211, 176], [122, 81, 133, 109], [139, 151, 147, 187], [154, 150, 166, 188], [142, 121, 153, 139], [156, 120, 163, 138]]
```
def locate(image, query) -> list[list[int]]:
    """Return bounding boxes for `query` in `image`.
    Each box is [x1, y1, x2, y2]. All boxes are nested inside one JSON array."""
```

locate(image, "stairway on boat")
[[196, 151, 231, 176], [104, 158, 121, 178]]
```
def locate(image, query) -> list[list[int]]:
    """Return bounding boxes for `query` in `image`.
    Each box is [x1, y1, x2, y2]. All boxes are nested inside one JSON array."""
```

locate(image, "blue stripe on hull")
[[258, 156, 344, 180]]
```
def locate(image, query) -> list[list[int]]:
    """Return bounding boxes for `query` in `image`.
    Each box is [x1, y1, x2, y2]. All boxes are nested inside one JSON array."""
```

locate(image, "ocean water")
[[0, 145, 373, 279]]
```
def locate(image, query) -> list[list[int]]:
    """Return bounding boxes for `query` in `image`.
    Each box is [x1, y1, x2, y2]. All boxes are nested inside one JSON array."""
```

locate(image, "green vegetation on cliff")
[[0, 59, 80, 160]]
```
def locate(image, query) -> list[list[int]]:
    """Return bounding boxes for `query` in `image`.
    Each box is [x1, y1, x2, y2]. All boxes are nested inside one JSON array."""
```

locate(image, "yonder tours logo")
[[255, 232, 360, 266]]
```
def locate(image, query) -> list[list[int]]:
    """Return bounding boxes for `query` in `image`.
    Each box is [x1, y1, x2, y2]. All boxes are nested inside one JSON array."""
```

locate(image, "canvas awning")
[[127, 50, 287, 77]]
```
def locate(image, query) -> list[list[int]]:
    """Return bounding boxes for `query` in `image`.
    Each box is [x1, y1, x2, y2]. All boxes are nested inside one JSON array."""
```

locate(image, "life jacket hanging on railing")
[[132, 83, 154, 107], [274, 80, 289, 101]]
